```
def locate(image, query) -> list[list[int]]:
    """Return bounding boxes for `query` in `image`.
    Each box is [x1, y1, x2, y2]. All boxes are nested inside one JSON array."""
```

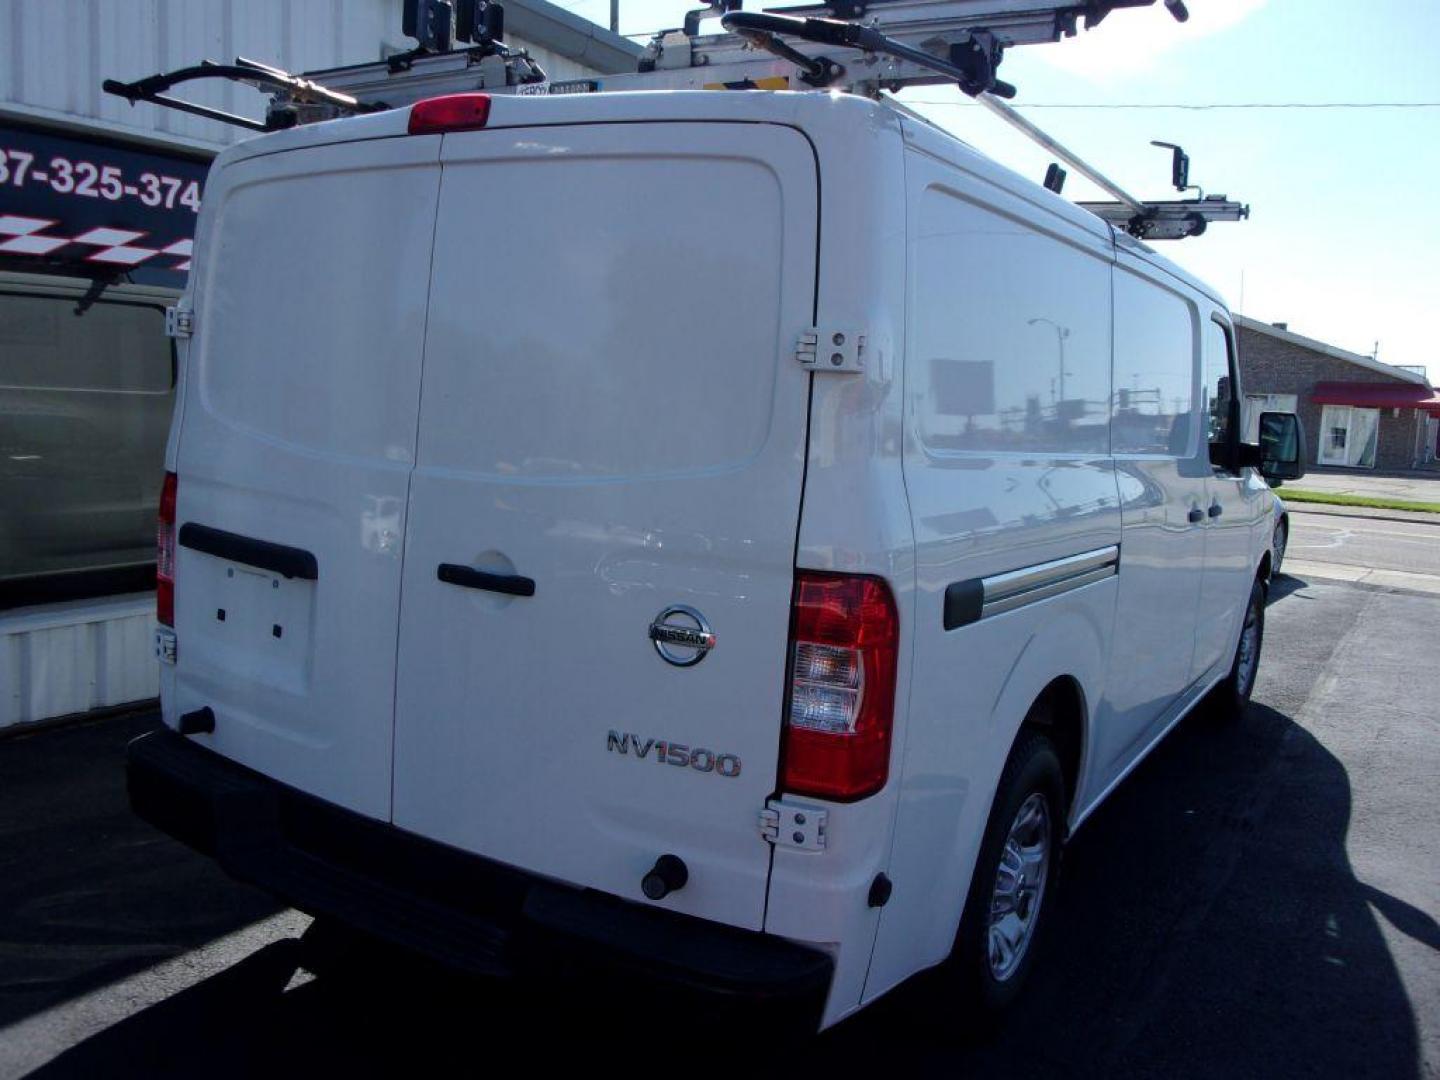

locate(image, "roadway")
[[1286, 510, 1440, 594]]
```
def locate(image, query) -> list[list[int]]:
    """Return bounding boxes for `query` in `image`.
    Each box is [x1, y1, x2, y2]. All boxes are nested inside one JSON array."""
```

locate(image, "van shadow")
[[29, 701, 1425, 1080], [1266, 571, 1310, 604], [0, 711, 282, 1033]]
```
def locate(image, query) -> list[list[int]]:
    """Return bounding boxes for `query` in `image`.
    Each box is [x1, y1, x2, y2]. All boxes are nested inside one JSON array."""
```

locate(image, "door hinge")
[[796, 327, 865, 373], [166, 306, 193, 339], [760, 797, 828, 852], [154, 626, 177, 665]]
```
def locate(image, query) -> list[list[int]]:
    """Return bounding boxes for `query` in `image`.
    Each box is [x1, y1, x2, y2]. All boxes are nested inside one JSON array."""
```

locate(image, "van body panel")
[[389, 122, 819, 932], [764, 106, 913, 1027], [167, 135, 443, 820], [865, 137, 1123, 998]]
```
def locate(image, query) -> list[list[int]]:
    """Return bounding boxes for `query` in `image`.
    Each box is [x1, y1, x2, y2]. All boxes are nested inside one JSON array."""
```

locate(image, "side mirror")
[[1257, 411, 1305, 482]]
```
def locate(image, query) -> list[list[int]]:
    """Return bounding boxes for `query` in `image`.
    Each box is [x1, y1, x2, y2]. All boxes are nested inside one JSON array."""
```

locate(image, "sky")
[[558, 0, 1439, 379]]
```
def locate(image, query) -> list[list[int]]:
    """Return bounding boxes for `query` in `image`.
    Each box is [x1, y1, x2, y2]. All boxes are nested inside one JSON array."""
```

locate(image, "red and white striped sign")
[[0, 214, 193, 270]]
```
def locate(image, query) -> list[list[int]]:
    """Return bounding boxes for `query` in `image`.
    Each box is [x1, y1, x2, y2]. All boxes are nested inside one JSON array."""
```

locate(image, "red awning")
[[1312, 381, 1440, 415]]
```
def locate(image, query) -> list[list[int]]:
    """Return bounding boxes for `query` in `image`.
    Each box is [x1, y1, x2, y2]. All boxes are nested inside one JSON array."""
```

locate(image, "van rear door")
[[391, 122, 818, 931], [170, 137, 441, 821]]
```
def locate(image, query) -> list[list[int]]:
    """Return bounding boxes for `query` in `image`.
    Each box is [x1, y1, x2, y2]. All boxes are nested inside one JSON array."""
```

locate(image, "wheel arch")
[[1020, 675, 1087, 827]]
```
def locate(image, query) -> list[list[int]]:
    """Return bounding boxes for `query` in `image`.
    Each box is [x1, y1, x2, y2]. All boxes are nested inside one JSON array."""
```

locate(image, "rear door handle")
[[437, 563, 536, 597], [1188, 508, 1204, 524], [1208, 503, 1224, 518]]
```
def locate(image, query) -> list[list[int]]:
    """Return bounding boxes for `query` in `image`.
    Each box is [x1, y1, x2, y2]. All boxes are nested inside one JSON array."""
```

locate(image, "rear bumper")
[[127, 727, 831, 1029]]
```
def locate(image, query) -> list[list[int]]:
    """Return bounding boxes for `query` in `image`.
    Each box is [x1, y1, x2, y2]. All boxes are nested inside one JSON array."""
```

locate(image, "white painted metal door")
[[391, 123, 818, 931]]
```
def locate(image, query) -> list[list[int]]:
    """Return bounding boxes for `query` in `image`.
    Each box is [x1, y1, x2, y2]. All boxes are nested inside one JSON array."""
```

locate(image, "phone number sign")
[[0, 122, 209, 289]]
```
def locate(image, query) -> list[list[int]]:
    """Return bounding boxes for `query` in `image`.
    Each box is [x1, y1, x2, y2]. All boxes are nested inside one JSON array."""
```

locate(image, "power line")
[[903, 100, 1440, 109]]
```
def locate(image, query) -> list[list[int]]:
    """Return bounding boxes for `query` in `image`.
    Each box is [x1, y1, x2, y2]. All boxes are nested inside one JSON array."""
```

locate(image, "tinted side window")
[[1112, 272, 1196, 456], [912, 187, 1112, 455]]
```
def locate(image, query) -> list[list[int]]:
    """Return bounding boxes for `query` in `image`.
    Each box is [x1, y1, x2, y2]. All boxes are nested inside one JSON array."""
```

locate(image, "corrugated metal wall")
[[2, 0, 404, 147], [1, 595, 159, 728], [1, 0, 605, 150]]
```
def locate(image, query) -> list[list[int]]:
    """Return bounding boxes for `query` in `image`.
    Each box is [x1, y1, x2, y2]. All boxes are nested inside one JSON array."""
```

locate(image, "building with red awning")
[[1311, 382, 1440, 415], [1235, 316, 1437, 471]]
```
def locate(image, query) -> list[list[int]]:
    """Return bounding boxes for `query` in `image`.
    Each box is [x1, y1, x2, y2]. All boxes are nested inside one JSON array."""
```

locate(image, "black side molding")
[[944, 578, 984, 631], [178, 523, 318, 581], [437, 563, 535, 598]]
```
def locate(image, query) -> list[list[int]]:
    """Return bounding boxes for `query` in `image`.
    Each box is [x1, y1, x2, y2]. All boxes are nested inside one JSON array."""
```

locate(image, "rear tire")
[[1214, 577, 1266, 720], [949, 726, 1066, 1018]]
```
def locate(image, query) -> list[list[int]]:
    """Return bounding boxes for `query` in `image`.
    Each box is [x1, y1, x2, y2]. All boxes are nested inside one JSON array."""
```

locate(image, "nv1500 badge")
[[607, 731, 741, 778]]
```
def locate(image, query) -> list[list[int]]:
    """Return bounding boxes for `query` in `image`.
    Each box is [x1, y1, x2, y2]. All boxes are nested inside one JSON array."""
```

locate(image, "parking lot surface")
[[2, 573, 1437, 1079]]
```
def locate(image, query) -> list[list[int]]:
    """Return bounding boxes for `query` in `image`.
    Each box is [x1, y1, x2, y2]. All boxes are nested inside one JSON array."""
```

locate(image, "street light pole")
[[1028, 317, 1071, 406]]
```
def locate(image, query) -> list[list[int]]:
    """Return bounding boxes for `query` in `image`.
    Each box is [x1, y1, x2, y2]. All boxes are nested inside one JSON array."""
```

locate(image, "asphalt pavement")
[[2, 573, 1438, 1078]]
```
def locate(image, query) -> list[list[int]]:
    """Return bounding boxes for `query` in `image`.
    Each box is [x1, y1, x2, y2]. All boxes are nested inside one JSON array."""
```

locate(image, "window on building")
[[1244, 394, 1298, 442], [1317, 404, 1380, 468], [0, 288, 174, 604]]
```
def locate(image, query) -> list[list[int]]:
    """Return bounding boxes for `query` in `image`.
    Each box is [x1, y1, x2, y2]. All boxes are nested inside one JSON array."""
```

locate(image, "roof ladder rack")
[[103, 0, 1250, 240]]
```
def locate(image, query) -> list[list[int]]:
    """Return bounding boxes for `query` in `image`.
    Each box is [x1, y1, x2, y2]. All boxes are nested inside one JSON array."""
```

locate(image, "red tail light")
[[780, 572, 899, 801], [408, 93, 492, 135], [157, 471, 177, 627]]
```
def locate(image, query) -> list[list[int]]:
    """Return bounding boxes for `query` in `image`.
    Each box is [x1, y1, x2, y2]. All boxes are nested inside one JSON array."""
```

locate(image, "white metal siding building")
[[2, 0, 640, 151]]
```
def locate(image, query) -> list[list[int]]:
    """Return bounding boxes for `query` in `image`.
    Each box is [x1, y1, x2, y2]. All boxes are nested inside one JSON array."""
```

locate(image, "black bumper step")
[[126, 728, 832, 1021]]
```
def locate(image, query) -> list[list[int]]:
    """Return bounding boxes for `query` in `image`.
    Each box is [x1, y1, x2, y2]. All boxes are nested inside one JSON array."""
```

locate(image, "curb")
[[1282, 558, 1440, 598], [1281, 503, 1440, 527]]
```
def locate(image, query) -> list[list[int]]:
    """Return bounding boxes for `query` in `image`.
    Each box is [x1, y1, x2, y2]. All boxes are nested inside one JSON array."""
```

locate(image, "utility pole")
[[611, 0, 619, 33]]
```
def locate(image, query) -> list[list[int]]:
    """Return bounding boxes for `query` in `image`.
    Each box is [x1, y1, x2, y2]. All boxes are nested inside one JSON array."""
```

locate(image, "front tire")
[[1214, 577, 1266, 720], [1271, 518, 1288, 580], [950, 727, 1066, 1016]]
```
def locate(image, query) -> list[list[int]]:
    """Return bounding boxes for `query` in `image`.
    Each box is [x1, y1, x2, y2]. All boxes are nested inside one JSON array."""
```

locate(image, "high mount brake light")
[[780, 572, 899, 801], [408, 93, 492, 134], [157, 471, 177, 627]]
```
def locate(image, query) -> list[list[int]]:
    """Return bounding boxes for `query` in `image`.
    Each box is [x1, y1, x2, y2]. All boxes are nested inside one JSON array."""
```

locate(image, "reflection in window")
[[1203, 321, 1234, 449], [913, 190, 1112, 455], [1112, 272, 1196, 456]]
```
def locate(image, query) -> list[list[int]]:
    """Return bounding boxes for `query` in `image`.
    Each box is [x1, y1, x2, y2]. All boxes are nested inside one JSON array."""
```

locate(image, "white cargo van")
[[128, 89, 1305, 1032]]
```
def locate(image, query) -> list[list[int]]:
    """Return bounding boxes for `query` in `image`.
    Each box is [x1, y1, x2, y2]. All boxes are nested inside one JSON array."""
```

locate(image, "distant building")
[[1234, 316, 1439, 471]]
